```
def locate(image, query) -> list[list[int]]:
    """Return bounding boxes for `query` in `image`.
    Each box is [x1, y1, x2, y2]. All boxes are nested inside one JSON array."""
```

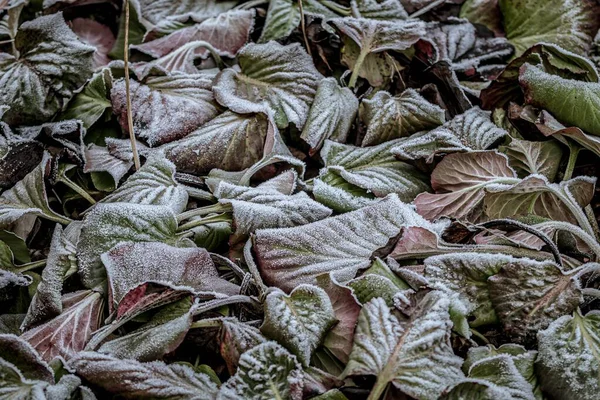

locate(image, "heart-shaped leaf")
[[343, 293, 464, 400], [254, 194, 433, 292], [100, 156, 188, 213], [261, 284, 336, 366], [71, 351, 219, 399], [111, 74, 219, 146], [218, 341, 304, 400], [361, 89, 445, 146], [213, 42, 323, 129], [0, 13, 95, 125]]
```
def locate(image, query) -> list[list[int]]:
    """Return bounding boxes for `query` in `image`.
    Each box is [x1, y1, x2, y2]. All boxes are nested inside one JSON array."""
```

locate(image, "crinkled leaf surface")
[[71, 351, 219, 399], [351, 0, 408, 20], [111, 74, 219, 146], [77, 203, 180, 288], [213, 42, 323, 129], [343, 293, 464, 400], [301, 77, 358, 154], [215, 181, 332, 235], [254, 194, 433, 292], [0, 12, 94, 125], [84, 144, 133, 188], [218, 341, 304, 400], [391, 107, 507, 162], [361, 89, 446, 146], [489, 261, 582, 341], [219, 318, 266, 375], [137, 0, 237, 26], [260, 285, 336, 366], [100, 156, 188, 213], [499, 0, 599, 57], [536, 310, 600, 400], [500, 138, 563, 180]]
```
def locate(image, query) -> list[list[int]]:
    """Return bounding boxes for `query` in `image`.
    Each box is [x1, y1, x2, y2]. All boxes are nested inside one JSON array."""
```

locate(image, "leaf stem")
[[235, 0, 269, 9], [367, 376, 389, 400], [177, 203, 230, 222], [409, 0, 446, 18], [470, 328, 490, 344], [348, 48, 367, 89], [192, 295, 259, 316], [177, 213, 232, 232], [563, 143, 580, 181], [60, 177, 96, 205], [298, 0, 312, 57], [190, 318, 223, 329], [124, 0, 141, 171], [14, 259, 47, 273], [47, 213, 73, 226], [535, 220, 600, 261]]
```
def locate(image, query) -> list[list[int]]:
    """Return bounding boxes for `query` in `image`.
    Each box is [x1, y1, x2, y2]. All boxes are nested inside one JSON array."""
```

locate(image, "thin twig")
[[123, 0, 141, 171], [298, 0, 312, 57], [409, 0, 446, 18]]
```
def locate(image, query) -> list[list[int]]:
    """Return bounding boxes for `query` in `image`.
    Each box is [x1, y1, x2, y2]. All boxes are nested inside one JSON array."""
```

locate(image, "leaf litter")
[[0, 1, 600, 399]]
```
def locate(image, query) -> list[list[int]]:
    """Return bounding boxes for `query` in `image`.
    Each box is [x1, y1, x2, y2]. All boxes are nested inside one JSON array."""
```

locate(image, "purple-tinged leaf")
[[219, 318, 266, 375], [70, 18, 115, 68], [21, 290, 104, 362]]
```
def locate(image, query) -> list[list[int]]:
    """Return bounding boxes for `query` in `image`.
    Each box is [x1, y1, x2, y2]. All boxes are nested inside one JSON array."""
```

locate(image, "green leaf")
[[163, 111, 270, 175], [111, 74, 219, 147], [138, 0, 237, 28], [0, 359, 49, 399], [219, 318, 267, 375], [213, 42, 323, 129], [109, 0, 146, 60], [499, 0, 599, 57], [460, 0, 503, 36], [489, 261, 582, 341], [500, 138, 563, 180], [519, 63, 600, 137], [425, 253, 519, 327], [313, 172, 375, 213], [0, 334, 54, 382], [0, 152, 72, 226], [348, 258, 410, 306], [536, 310, 600, 400], [343, 293, 464, 400], [350, 0, 407, 20], [391, 107, 507, 162], [219, 341, 304, 400], [261, 285, 336, 366], [84, 144, 133, 188], [0, 13, 95, 125], [0, 230, 30, 264], [71, 351, 219, 399], [98, 298, 194, 362], [259, 0, 339, 43], [77, 203, 180, 288], [62, 69, 112, 129], [254, 194, 433, 292], [361, 89, 446, 146], [100, 156, 188, 213], [318, 138, 431, 204], [301, 77, 358, 154], [0, 0, 26, 43]]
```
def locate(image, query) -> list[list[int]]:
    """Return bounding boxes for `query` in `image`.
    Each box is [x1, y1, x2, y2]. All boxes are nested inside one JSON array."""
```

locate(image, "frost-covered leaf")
[[260, 285, 336, 366], [312, 173, 375, 213], [163, 111, 270, 175], [98, 298, 194, 361], [499, 0, 599, 56], [330, 17, 425, 86], [349, 258, 410, 306], [301, 77, 358, 154], [414, 151, 517, 221], [425, 18, 477, 62], [62, 69, 112, 129], [70, 18, 116, 68], [488, 260, 582, 341], [254, 194, 433, 292], [391, 107, 507, 162], [425, 253, 544, 327], [213, 42, 323, 129], [0, 334, 54, 382], [22, 223, 79, 330], [0, 13, 95, 126], [343, 293, 464, 400], [103, 241, 239, 312], [218, 341, 304, 400], [0, 0, 26, 43], [133, 10, 254, 59], [484, 175, 596, 227], [536, 310, 600, 400], [84, 144, 133, 188], [0, 152, 71, 226], [77, 203, 180, 288], [361, 89, 445, 146], [100, 156, 188, 213], [259, 0, 338, 43], [317, 139, 430, 205], [500, 138, 563, 180], [214, 181, 331, 236], [111, 74, 218, 146], [519, 63, 600, 137], [219, 318, 266, 375], [71, 351, 219, 399], [21, 290, 104, 362], [351, 0, 407, 20], [0, 359, 49, 400], [443, 354, 536, 400]]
